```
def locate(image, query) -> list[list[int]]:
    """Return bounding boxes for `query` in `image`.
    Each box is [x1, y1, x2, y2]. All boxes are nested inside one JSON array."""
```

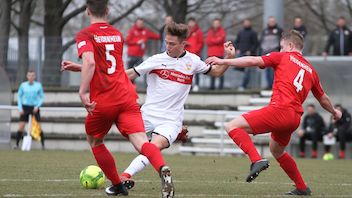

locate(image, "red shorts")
[[85, 100, 145, 139], [242, 105, 301, 146]]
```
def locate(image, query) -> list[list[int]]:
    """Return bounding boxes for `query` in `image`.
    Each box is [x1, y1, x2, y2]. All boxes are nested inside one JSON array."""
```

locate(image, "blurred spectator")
[[159, 15, 173, 52], [323, 16, 352, 56], [292, 16, 308, 38], [297, 104, 326, 158], [16, 70, 45, 149], [206, 18, 226, 90], [234, 18, 258, 90], [186, 17, 204, 92], [259, 16, 283, 89], [126, 18, 160, 70], [325, 104, 352, 159], [292, 16, 308, 55]]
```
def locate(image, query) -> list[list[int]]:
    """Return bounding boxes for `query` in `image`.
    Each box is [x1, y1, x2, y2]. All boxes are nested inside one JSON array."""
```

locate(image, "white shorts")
[[143, 117, 182, 146]]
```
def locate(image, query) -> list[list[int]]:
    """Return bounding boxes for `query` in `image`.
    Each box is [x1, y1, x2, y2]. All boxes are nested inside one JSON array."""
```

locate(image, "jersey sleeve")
[[76, 31, 94, 58], [311, 71, 325, 99], [194, 57, 211, 74], [134, 56, 157, 76], [260, 52, 284, 69]]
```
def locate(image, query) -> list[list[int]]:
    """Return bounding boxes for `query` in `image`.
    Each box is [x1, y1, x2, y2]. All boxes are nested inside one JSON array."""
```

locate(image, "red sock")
[[339, 151, 345, 159], [141, 142, 165, 172], [228, 128, 262, 163], [91, 144, 121, 185], [311, 150, 317, 158], [276, 152, 307, 190], [121, 172, 131, 179]]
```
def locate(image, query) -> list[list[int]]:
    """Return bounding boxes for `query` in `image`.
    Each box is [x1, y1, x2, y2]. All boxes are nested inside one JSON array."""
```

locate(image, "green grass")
[[0, 150, 351, 197]]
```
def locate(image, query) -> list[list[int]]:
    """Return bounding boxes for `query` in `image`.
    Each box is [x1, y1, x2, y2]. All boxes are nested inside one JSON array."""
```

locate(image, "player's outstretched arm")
[[125, 68, 139, 80], [205, 54, 265, 68], [206, 41, 235, 77], [61, 61, 82, 72], [316, 94, 342, 121]]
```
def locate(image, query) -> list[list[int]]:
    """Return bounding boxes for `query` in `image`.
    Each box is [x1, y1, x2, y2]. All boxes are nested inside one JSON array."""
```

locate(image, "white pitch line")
[[4, 193, 352, 198], [1, 178, 351, 187]]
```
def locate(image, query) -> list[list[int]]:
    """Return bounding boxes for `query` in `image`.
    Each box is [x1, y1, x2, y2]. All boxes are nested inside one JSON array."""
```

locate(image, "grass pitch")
[[0, 150, 351, 197]]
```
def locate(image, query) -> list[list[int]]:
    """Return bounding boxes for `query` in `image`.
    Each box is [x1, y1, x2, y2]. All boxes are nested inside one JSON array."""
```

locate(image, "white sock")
[[123, 154, 150, 177]]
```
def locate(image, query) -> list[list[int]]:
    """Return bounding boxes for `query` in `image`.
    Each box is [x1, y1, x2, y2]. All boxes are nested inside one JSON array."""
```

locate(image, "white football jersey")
[[134, 51, 211, 124]]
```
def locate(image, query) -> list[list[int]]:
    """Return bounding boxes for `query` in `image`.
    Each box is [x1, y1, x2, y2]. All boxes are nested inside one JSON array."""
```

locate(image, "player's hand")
[[297, 129, 304, 137], [333, 108, 342, 121], [137, 39, 145, 45], [327, 132, 334, 139], [33, 107, 39, 113], [224, 41, 235, 58], [19, 110, 24, 115], [79, 93, 96, 115], [205, 56, 225, 65], [61, 60, 82, 72]]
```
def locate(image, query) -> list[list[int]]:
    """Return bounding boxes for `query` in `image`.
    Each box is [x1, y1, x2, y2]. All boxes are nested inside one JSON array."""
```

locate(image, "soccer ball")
[[80, 165, 105, 189], [323, 153, 334, 161]]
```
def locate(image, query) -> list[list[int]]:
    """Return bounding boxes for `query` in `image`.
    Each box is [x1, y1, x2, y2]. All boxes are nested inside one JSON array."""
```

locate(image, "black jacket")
[[328, 108, 351, 134], [259, 25, 283, 55], [293, 25, 308, 38], [324, 26, 352, 55], [302, 113, 326, 134], [234, 27, 258, 55]]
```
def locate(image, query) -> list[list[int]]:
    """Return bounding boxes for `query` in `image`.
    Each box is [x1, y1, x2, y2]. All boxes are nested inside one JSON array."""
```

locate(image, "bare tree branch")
[[60, 0, 72, 16], [109, 0, 145, 25], [345, 0, 352, 17], [60, 5, 86, 29]]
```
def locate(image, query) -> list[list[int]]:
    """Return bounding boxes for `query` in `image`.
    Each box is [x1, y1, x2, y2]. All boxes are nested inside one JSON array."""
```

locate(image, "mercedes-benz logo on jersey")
[[160, 70, 170, 79]]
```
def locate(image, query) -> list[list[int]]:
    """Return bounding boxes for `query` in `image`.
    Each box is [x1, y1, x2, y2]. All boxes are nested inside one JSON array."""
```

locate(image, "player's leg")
[[225, 115, 269, 182], [311, 133, 318, 158], [16, 107, 29, 148], [87, 135, 127, 196], [86, 107, 128, 196], [123, 134, 169, 177], [270, 138, 311, 195], [298, 133, 306, 158], [118, 104, 174, 197], [337, 129, 346, 159]]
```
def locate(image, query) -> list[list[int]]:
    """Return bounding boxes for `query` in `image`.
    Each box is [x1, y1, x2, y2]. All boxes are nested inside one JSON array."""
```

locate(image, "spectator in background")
[[16, 70, 45, 149], [186, 17, 204, 92], [159, 15, 173, 52], [206, 18, 226, 90], [126, 18, 160, 70], [323, 16, 352, 56], [297, 104, 326, 158], [235, 18, 258, 91], [292, 16, 307, 38], [259, 16, 283, 89], [325, 104, 352, 159], [292, 16, 308, 55]]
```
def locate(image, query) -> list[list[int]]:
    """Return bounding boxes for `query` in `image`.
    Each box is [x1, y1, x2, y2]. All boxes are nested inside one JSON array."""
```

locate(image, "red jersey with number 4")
[[76, 22, 137, 106], [261, 52, 325, 113]]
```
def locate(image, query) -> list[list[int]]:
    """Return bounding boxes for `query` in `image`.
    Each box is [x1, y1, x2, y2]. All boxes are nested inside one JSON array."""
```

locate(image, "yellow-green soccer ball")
[[323, 153, 334, 161], [80, 165, 105, 189]]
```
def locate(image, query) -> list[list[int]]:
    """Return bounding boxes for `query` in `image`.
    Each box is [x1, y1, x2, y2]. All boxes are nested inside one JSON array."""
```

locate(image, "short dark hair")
[[281, 30, 304, 50], [307, 104, 315, 108], [338, 16, 346, 20], [335, 104, 343, 109], [165, 22, 189, 41], [187, 17, 196, 22], [86, 0, 108, 18], [27, 70, 35, 74]]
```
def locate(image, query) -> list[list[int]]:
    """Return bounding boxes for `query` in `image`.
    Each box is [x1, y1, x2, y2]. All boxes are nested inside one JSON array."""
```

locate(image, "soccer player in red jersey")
[[206, 30, 342, 196], [75, 0, 174, 197]]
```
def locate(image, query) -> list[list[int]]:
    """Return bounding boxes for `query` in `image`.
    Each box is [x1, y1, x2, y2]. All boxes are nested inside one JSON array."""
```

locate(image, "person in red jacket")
[[186, 17, 204, 91], [206, 18, 226, 90], [126, 18, 160, 70]]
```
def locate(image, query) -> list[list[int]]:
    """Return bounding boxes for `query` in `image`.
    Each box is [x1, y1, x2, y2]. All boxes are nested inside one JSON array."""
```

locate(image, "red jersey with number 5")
[[261, 52, 325, 113], [76, 22, 137, 106]]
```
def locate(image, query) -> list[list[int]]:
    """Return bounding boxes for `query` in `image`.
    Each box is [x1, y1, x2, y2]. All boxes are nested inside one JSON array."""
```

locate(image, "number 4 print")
[[105, 44, 116, 74], [293, 69, 305, 92]]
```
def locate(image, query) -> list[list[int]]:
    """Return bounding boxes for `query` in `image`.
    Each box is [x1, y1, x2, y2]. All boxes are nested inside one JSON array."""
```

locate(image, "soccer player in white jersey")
[[62, 22, 235, 189]]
